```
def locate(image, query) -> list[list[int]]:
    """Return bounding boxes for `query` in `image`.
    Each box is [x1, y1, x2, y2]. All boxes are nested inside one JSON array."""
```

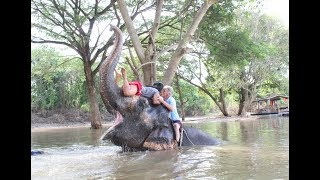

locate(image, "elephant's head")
[[99, 25, 177, 152]]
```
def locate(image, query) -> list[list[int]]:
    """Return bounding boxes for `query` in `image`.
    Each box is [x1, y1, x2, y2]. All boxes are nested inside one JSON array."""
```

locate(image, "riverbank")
[[31, 109, 113, 131], [31, 110, 258, 132]]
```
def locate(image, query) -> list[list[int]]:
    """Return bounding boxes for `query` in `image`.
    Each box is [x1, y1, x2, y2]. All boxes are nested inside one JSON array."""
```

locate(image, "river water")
[[31, 116, 289, 179]]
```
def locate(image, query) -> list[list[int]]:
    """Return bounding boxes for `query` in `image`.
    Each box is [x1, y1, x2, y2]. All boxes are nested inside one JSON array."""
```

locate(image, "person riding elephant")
[[115, 67, 163, 105], [99, 25, 219, 152], [157, 85, 183, 144]]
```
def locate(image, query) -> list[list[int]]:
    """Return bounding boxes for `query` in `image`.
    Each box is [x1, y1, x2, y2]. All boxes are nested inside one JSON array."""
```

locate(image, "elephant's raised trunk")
[[99, 25, 127, 112]]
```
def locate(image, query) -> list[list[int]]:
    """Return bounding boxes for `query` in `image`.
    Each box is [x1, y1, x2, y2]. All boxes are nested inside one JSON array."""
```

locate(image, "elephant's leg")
[[143, 127, 177, 150]]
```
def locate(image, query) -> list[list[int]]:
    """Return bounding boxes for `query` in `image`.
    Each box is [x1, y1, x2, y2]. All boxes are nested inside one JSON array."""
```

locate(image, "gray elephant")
[[99, 25, 219, 152]]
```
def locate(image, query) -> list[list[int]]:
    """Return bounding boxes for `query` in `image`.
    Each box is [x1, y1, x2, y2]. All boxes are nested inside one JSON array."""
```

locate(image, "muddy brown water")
[[31, 116, 289, 179]]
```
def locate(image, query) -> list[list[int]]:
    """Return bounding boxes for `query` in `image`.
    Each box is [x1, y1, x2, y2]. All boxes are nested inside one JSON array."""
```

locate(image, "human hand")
[[157, 96, 164, 103], [121, 67, 126, 76], [115, 69, 122, 78]]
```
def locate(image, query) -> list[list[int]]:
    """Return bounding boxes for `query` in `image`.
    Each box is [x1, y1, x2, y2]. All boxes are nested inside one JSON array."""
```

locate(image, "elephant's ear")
[[142, 127, 177, 150]]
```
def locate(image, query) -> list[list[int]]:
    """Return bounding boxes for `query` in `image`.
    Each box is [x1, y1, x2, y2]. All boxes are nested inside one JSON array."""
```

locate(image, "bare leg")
[[174, 123, 181, 142], [121, 68, 138, 96]]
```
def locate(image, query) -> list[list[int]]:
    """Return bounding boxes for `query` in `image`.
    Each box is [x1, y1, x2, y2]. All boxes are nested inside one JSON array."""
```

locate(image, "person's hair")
[[152, 82, 164, 92], [163, 85, 174, 96]]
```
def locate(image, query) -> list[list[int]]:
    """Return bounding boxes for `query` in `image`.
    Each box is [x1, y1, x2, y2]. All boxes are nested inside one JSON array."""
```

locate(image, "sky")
[[262, 0, 289, 28]]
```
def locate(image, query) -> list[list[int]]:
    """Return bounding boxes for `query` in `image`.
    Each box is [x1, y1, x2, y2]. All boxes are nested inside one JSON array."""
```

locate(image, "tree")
[[173, 0, 247, 116], [117, 0, 218, 85], [32, 0, 272, 123], [176, 55, 233, 117], [32, 47, 63, 111], [31, 0, 226, 128], [32, 47, 88, 112], [234, 13, 289, 115], [174, 0, 288, 116], [31, 0, 154, 128]]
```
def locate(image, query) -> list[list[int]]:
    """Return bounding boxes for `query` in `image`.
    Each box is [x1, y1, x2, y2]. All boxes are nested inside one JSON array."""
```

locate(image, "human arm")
[[141, 87, 159, 99], [158, 96, 175, 112]]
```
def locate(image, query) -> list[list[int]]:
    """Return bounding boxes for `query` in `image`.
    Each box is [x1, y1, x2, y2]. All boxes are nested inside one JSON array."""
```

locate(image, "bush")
[[80, 103, 90, 112]]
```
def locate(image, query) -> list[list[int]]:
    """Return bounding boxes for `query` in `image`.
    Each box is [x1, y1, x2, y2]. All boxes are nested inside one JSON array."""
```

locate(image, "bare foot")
[[121, 68, 127, 77], [115, 69, 122, 79]]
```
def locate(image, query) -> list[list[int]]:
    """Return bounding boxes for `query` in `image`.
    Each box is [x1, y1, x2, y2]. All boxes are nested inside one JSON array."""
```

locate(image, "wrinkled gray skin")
[[99, 25, 219, 152]]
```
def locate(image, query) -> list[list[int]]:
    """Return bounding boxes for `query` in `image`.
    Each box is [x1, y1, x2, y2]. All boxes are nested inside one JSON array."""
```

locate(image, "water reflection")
[[239, 119, 259, 144], [219, 121, 228, 141], [31, 116, 289, 179], [109, 150, 181, 179], [31, 127, 109, 149]]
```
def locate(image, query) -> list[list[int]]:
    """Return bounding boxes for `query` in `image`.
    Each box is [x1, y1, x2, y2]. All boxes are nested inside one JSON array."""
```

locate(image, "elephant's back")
[[181, 127, 220, 146]]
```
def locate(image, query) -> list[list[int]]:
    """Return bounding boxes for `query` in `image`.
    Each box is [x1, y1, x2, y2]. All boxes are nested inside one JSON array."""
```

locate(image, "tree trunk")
[[142, 64, 153, 86], [174, 75, 186, 121], [118, 0, 164, 86], [177, 74, 229, 116], [119, 0, 216, 86], [163, 0, 216, 85], [84, 62, 102, 129], [219, 88, 229, 116], [237, 87, 246, 116]]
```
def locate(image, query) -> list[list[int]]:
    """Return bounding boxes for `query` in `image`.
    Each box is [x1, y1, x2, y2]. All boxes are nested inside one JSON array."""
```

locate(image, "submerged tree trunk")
[[237, 86, 252, 116], [219, 88, 229, 116], [84, 62, 102, 129], [237, 87, 245, 116]]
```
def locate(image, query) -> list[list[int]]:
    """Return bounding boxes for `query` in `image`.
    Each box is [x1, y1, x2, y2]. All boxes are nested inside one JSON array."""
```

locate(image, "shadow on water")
[[31, 116, 289, 179]]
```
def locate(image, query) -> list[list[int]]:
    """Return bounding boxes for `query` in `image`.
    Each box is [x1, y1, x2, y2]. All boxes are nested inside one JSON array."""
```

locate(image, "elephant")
[[31, 150, 44, 156], [99, 25, 220, 152]]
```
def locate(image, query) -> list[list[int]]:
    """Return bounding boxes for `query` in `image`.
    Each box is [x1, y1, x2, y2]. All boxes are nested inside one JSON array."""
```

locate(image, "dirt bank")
[[31, 109, 114, 130]]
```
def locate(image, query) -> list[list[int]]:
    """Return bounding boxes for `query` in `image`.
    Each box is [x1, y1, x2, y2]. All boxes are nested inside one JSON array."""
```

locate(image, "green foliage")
[[31, 46, 88, 111], [198, 1, 266, 68], [31, 0, 288, 117], [257, 75, 289, 98], [80, 103, 90, 112], [205, 0, 239, 25], [174, 0, 288, 115], [31, 75, 59, 110], [174, 80, 213, 116]]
